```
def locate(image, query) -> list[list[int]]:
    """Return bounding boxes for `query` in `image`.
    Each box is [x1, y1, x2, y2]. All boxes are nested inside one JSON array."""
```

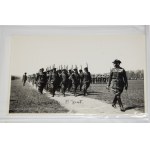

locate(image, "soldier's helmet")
[[112, 59, 121, 64], [25, 72, 27, 74]]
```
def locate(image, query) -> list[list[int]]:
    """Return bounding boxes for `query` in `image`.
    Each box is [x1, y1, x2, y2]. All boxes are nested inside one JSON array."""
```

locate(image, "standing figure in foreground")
[[37, 68, 47, 94], [22, 72, 27, 86], [83, 67, 92, 96], [107, 59, 128, 111]]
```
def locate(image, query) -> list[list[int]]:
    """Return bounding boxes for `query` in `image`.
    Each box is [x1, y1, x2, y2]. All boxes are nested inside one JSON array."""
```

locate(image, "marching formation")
[[27, 67, 92, 97], [23, 59, 128, 112]]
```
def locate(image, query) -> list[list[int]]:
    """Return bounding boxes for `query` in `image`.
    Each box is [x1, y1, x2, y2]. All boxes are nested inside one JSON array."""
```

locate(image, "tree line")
[[126, 70, 144, 80]]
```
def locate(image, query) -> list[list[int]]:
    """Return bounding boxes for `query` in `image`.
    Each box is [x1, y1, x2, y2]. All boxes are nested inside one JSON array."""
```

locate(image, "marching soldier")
[[37, 68, 47, 94], [22, 72, 27, 86], [107, 59, 128, 111], [60, 69, 68, 96], [79, 69, 84, 91], [49, 68, 59, 97], [47, 69, 53, 93], [57, 69, 62, 92], [67, 69, 73, 92], [70, 68, 80, 96], [83, 67, 92, 96]]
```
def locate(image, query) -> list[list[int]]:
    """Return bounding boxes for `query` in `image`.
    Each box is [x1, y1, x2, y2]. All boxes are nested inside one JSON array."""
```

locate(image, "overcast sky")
[[10, 26, 146, 76]]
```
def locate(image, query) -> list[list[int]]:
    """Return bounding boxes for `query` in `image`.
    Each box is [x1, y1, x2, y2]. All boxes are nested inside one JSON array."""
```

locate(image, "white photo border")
[[0, 25, 149, 122]]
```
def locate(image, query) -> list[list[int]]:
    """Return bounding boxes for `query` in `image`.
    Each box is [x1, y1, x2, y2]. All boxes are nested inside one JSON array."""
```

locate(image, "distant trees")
[[11, 76, 20, 80], [126, 70, 144, 80]]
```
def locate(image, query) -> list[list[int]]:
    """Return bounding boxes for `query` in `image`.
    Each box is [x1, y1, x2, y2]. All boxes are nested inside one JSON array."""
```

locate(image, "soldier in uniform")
[[37, 68, 47, 94], [47, 69, 53, 93], [67, 69, 73, 92], [57, 69, 62, 92], [60, 69, 68, 96], [107, 59, 128, 111], [22, 72, 27, 86], [70, 68, 80, 96], [83, 67, 92, 96], [49, 68, 59, 97], [79, 69, 84, 91]]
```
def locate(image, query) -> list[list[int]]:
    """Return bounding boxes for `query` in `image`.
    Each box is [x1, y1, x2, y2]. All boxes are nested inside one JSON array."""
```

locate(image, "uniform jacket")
[[83, 71, 92, 83], [108, 67, 128, 90]]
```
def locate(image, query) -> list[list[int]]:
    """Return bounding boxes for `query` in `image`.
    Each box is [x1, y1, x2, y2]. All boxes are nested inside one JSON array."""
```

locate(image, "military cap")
[[53, 68, 56, 71], [73, 68, 77, 71], [41, 68, 44, 71], [79, 69, 82, 72], [25, 72, 27, 74], [112, 59, 121, 64]]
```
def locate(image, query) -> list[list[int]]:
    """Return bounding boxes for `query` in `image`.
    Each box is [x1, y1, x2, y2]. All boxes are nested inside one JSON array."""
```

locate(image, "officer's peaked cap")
[[112, 59, 121, 64]]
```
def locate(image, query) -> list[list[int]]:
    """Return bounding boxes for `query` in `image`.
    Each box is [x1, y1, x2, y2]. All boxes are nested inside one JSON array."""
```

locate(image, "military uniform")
[[60, 70, 68, 96], [79, 70, 84, 91], [108, 59, 128, 111], [49, 69, 59, 97], [70, 69, 80, 96], [37, 69, 47, 94], [67, 70, 72, 92], [22, 73, 27, 86], [83, 68, 92, 96]]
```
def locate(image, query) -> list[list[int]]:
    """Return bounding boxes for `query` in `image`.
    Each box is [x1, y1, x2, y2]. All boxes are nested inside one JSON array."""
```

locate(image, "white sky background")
[[10, 26, 146, 76]]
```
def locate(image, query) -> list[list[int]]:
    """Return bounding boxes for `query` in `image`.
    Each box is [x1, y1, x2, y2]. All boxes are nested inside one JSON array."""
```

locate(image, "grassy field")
[[9, 79, 68, 113], [87, 80, 144, 112], [9, 79, 144, 113]]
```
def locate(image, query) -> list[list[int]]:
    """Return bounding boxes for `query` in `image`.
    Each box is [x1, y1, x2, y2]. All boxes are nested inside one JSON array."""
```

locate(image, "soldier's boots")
[[120, 106, 125, 112], [83, 89, 88, 96], [112, 103, 116, 108], [118, 100, 125, 112]]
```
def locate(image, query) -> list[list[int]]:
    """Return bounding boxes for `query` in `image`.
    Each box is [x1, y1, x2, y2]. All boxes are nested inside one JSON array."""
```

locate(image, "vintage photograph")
[[9, 26, 146, 115]]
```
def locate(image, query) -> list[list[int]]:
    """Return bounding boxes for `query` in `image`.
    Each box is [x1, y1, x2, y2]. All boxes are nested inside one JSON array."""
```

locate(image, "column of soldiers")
[[91, 74, 110, 84], [27, 66, 92, 97], [26, 59, 128, 112]]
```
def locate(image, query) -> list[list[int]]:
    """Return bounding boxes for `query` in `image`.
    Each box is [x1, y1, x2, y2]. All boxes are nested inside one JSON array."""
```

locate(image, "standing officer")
[[107, 59, 128, 111], [83, 67, 92, 96], [37, 68, 47, 94], [22, 72, 27, 86]]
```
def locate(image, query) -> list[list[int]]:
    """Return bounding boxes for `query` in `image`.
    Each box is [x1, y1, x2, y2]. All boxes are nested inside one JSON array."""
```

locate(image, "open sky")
[[10, 26, 146, 76]]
